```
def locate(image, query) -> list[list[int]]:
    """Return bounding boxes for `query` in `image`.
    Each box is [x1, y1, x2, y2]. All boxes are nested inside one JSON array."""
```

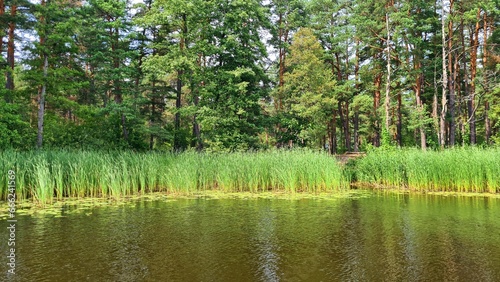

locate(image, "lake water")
[[2, 192, 500, 281]]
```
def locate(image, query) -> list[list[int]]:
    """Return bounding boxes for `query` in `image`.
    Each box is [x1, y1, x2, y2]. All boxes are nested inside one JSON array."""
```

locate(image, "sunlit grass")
[[355, 147, 500, 193], [0, 149, 347, 204]]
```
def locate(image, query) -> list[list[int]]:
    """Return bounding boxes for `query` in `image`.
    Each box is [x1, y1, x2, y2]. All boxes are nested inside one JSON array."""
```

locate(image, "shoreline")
[[1, 148, 499, 211], [1, 188, 499, 216]]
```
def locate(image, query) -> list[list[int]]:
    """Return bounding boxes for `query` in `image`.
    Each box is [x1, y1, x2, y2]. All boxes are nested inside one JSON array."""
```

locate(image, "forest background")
[[1, 0, 499, 153]]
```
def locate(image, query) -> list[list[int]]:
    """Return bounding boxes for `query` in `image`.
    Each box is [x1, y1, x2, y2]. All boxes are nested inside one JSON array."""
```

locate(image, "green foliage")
[[198, 68, 265, 151], [2, 0, 500, 152], [0, 102, 34, 150], [192, 0, 271, 151], [489, 84, 500, 144], [282, 28, 336, 147]]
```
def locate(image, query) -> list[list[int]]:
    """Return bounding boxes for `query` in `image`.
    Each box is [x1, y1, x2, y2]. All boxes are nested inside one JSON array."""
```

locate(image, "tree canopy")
[[0, 0, 499, 152]]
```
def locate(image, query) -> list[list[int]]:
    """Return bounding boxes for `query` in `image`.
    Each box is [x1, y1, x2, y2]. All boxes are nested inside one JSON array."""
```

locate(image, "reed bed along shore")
[[355, 147, 500, 193], [2, 148, 498, 205], [0, 150, 348, 204]]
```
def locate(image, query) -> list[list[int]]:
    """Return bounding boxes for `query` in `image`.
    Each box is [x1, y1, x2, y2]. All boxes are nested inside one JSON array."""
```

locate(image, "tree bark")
[[353, 110, 359, 152], [384, 13, 391, 134], [37, 0, 48, 149], [459, 18, 468, 146], [433, 60, 439, 143], [328, 112, 337, 155], [485, 101, 491, 144], [0, 0, 4, 102], [193, 50, 205, 151], [440, 0, 449, 148], [397, 90, 402, 147], [37, 55, 48, 149], [174, 13, 188, 151], [468, 8, 481, 145], [415, 60, 426, 150], [446, 12, 460, 147], [373, 73, 382, 147], [149, 79, 156, 150], [109, 18, 128, 142], [411, 7, 427, 150], [344, 39, 351, 151], [337, 101, 344, 150], [449, 41, 459, 146], [192, 94, 202, 151], [0, 0, 3, 62], [483, 13, 491, 144], [353, 39, 360, 152], [175, 69, 182, 151], [343, 101, 350, 151], [5, 3, 16, 92], [277, 12, 288, 111]]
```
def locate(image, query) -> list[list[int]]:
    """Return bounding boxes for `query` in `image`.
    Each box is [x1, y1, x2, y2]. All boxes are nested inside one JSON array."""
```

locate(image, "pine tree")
[[195, 0, 271, 151]]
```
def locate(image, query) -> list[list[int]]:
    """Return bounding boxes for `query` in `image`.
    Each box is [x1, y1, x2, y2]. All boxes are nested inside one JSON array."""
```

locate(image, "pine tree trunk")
[[37, 54, 48, 149], [384, 13, 391, 135], [193, 53, 204, 151], [484, 13, 491, 144], [433, 70, 439, 143], [373, 73, 382, 147], [344, 42, 351, 151], [109, 22, 128, 142], [149, 81, 156, 150], [0, 0, 3, 63], [447, 0, 455, 146], [329, 112, 337, 155], [192, 95, 202, 151], [0, 0, 4, 102], [415, 62, 426, 150], [485, 101, 491, 144], [449, 46, 459, 146], [343, 101, 350, 151], [338, 101, 344, 150], [37, 0, 48, 149], [174, 13, 188, 151], [460, 21, 469, 146], [277, 13, 287, 111], [468, 8, 481, 145], [440, 0, 449, 148], [411, 8, 427, 150], [353, 110, 359, 152], [5, 4, 16, 92], [397, 91, 402, 147], [353, 39, 360, 152], [175, 69, 182, 151]]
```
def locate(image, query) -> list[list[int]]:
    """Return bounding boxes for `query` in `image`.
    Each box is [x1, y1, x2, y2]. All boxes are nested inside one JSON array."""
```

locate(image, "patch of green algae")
[[366, 188, 500, 199], [0, 190, 373, 218], [1, 189, 497, 218]]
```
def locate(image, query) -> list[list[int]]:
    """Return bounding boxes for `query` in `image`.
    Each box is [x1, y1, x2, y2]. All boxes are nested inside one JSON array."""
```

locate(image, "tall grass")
[[0, 149, 347, 204], [355, 147, 500, 193]]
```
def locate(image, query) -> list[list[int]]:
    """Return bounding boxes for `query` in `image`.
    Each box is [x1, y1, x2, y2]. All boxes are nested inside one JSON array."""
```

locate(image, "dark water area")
[[2, 192, 500, 281]]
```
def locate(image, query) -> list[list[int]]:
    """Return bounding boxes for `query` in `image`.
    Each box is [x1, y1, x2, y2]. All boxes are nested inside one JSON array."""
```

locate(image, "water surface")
[[2, 192, 500, 281]]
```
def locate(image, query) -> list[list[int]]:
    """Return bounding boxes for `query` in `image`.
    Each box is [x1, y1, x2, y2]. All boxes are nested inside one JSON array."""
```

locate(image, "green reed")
[[0, 149, 347, 204], [356, 147, 500, 193]]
